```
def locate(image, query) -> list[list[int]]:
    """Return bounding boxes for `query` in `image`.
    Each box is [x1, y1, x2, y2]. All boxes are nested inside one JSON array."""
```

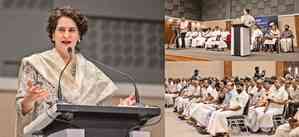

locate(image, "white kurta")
[[241, 14, 255, 28], [165, 93, 177, 106], [251, 29, 263, 50], [182, 86, 201, 117], [207, 91, 249, 136], [248, 87, 288, 132], [205, 31, 220, 49], [190, 31, 199, 47], [264, 30, 280, 45], [194, 31, 206, 47], [191, 103, 217, 126], [174, 96, 189, 112], [184, 31, 192, 48], [280, 38, 292, 52]]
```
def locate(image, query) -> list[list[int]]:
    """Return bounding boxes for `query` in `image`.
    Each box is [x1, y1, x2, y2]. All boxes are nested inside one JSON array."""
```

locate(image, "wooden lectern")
[[231, 24, 251, 56]]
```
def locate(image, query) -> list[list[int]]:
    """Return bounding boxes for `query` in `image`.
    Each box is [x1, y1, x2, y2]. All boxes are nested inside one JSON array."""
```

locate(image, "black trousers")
[[175, 34, 180, 48], [180, 32, 186, 48], [286, 101, 299, 118]]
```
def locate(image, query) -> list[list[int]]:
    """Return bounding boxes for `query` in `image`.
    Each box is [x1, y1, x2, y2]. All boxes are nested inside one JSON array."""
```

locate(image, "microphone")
[[57, 47, 73, 104], [84, 54, 143, 107]]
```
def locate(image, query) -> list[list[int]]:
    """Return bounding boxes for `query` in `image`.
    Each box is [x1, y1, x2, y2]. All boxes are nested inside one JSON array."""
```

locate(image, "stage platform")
[[165, 48, 299, 61]]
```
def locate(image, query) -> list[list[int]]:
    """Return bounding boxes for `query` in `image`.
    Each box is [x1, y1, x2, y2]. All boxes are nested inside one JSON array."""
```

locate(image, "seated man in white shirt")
[[165, 78, 178, 107], [207, 82, 249, 137], [251, 25, 263, 51], [248, 79, 265, 106], [205, 26, 221, 50], [190, 28, 200, 48], [193, 28, 206, 48], [248, 79, 288, 133], [263, 22, 280, 52], [179, 81, 202, 119], [188, 80, 220, 126], [173, 79, 184, 112], [280, 24, 294, 52], [214, 35, 228, 51], [184, 29, 193, 48]]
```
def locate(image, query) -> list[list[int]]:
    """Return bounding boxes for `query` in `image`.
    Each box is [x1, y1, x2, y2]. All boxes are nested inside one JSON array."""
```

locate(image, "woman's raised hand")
[[21, 80, 49, 114]]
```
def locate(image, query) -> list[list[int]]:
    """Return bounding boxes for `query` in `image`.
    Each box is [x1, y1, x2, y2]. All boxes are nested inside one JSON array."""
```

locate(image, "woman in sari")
[[15, 6, 124, 137]]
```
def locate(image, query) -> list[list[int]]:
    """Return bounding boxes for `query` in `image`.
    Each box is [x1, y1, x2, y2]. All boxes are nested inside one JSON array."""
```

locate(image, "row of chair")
[[227, 98, 289, 135]]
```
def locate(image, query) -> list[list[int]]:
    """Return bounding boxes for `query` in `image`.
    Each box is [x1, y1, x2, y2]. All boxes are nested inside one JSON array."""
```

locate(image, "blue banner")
[[255, 16, 278, 33]]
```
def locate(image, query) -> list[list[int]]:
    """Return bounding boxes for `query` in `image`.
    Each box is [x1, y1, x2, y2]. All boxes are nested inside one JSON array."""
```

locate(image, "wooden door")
[[165, 20, 174, 44], [294, 15, 299, 48], [276, 61, 287, 77]]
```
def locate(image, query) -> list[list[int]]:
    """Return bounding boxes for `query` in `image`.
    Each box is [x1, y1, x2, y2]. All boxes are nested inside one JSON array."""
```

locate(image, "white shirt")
[[229, 91, 249, 112], [241, 14, 255, 27], [252, 29, 263, 38], [207, 85, 218, 99], [268, 87, 288, 109], [180, 21, 189, 32], [191, 31, 199, 38]]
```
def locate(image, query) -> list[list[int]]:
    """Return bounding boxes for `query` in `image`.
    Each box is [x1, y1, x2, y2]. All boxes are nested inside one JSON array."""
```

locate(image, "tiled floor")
[[165, 47, 299, 61]]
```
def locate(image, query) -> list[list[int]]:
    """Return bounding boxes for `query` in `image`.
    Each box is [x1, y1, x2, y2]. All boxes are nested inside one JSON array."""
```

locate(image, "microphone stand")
[[57, 47, 73, 104], [84, 55, 144, 107]]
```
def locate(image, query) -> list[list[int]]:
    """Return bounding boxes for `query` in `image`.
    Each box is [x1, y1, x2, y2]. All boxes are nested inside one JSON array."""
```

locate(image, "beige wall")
[[232, 61, 276, 78], [0, 90, 16, 137], [165, 61, 278, 79], [278, 15, 297, 47], [200, 20, 227, 30], [165, 61, 224, 79]]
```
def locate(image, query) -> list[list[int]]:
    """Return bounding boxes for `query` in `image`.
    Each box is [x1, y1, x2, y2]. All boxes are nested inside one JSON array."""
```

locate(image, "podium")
[[231, 24, 251, 56], [24, 104, 161, 137]]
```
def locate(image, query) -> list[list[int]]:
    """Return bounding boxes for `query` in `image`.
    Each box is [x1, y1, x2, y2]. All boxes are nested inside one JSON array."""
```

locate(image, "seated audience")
[[280, 24, 294, 52]]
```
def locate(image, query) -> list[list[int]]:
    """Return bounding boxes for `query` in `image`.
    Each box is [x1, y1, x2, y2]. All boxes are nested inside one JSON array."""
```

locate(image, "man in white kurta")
[[240, 9, 255, 28], [179, 18, 188, 48], [207, 85, 249, 136], [205, 27, 221, 49], [179, 83, 196, 115], [249, 80, 288, 132], [251, 26, 263, 51], [165, 79, 178, 107], [190, 29, 200, 48], [248, 80, 265, 106], [191, 82, 233, 128], [280, 24, 294, 52], [174, 81, 192, 113], [184, 30, 192, 48], [181, 82, 202, 118], [198, 28, 211, 48]]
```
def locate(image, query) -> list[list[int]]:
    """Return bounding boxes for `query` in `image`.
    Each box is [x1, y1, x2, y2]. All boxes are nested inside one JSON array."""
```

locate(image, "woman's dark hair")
[[47, 6, 88, 51]]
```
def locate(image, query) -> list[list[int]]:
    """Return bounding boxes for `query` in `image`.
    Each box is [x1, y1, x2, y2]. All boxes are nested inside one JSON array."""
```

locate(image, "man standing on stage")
[[241, 8, 255, 28], [179, 17, 188, 48]]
